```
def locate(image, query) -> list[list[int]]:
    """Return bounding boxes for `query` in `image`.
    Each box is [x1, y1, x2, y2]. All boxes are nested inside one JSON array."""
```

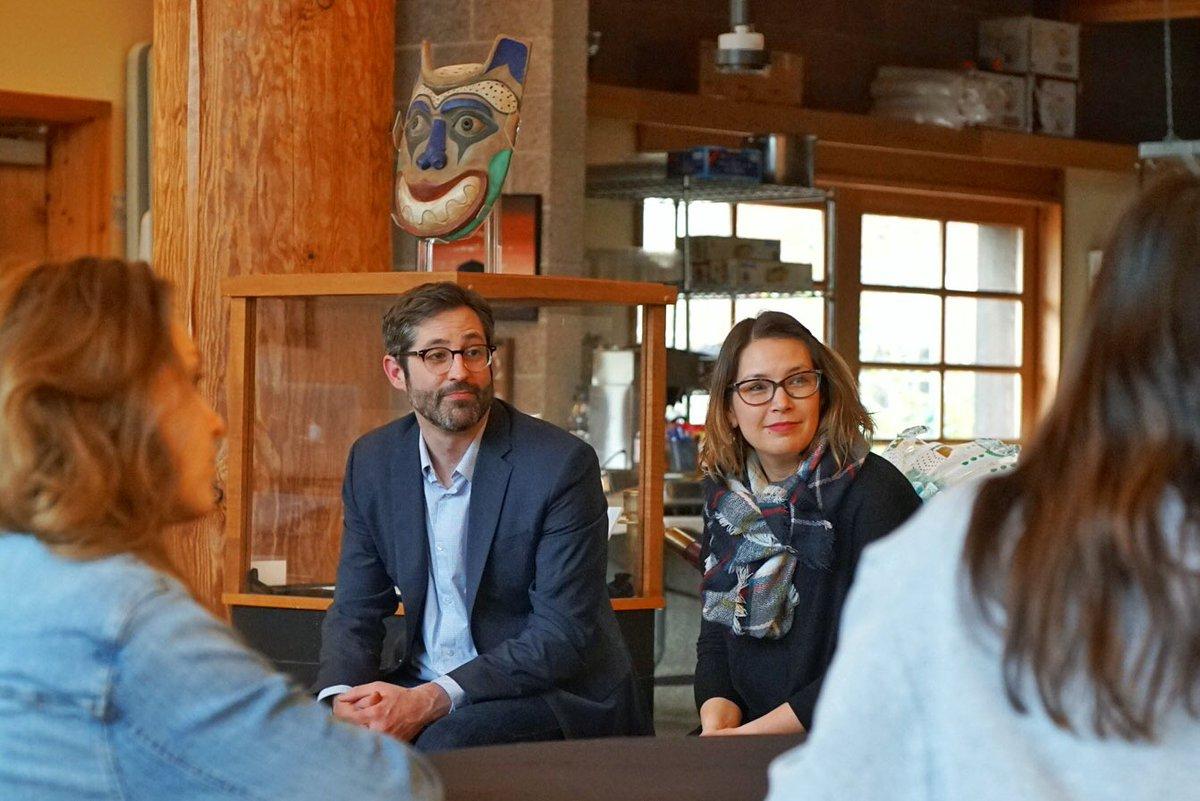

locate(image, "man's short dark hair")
[[382, 282, 495, 360]]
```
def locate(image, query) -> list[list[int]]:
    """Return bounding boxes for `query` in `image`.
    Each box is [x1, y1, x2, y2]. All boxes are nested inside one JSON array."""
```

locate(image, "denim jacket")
[[0, 533, 434, 801]]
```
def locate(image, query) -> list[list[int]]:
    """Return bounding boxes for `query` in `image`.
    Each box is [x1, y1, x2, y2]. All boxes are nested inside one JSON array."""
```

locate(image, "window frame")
[[831, 188, 1044, 445], [642, 188, 1051, 443]]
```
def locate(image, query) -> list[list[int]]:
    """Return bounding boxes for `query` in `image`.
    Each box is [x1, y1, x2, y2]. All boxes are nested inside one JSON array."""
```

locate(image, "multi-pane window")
[[641, 192, 1037, 439], [857, 212, 1026, 444]]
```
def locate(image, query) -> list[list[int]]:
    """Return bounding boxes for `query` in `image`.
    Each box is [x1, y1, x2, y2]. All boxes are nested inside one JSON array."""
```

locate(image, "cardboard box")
[[975, 71, 1033, 132], [683, 236, 781, 264], [584, 248, 683, 283], [979, 16, 1080, 80], [699, 40, 804, 106], [667, 146, 764, 181], [1034, 77, 1076, 137], [691, 259, 812, 293]]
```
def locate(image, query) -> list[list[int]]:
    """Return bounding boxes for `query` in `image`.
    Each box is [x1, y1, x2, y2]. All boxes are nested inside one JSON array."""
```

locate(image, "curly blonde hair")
[[0, 258, 182, 573]]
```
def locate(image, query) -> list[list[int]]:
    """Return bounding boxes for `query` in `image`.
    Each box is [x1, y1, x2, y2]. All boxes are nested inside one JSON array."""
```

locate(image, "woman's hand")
[[703, 701, 806, 737], [699, 697, 743, 735]]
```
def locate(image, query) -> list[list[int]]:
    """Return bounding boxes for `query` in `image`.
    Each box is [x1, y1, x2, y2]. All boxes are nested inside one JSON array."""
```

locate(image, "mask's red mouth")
[[396, 171, 488, 236], [405, 170, 487, 202]]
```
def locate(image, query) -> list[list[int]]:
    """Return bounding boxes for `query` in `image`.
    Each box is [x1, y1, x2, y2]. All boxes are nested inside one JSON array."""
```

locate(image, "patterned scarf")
[[701, 435, 868, 639]]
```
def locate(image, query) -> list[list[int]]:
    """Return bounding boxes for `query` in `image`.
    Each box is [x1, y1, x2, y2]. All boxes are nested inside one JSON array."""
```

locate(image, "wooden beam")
[[221, 297, 256, 610], [1037, 202, 1063, 419], [222, 271, 679, 306], [638, 304, 667, 603], [590, 83, 1137, 174], [153, 0, 396, 616], [221, 593, 663, 613], [0, 89, 110, 124], [1063, 0, 1200, 23], [636, 124, 1064, 204], [45, 112, 111, 258]]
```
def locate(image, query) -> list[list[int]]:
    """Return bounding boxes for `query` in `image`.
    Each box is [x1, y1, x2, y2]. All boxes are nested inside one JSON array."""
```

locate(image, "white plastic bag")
[[880, 425, 1019, 501]]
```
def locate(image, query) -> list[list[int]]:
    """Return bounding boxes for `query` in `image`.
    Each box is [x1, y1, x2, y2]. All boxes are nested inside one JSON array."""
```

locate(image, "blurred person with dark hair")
[[767, 176, 1200, 800], [694, 312, 920, 736], [0, 258, 433, 800]]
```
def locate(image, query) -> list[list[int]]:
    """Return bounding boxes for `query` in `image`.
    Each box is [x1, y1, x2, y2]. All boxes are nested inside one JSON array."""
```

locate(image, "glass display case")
[[220, 272, 676, 630]]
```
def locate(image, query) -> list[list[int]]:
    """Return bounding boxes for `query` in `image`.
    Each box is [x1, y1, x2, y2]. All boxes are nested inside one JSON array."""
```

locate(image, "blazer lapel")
[[389, 419, 430, 643], [465, 401, 513, 614]]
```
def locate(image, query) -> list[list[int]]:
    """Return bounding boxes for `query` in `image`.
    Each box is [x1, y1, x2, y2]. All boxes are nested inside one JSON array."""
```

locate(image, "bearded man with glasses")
[[316, 282, 649, 751]]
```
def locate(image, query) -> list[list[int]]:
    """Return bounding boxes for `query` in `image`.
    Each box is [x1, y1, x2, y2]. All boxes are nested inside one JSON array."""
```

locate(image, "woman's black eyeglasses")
[[729, 370, 822, 406], [398, 344, 496, 375]]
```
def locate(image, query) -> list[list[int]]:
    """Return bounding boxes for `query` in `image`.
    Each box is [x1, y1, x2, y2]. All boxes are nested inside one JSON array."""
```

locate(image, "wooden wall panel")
[[587, 0, 1038, 107], [587, 0, 1200, 145], [0, 164, 48, 263], [153, 0, 396, 615], [1, 92, 111, 261], [45, 113, 111, 259], [292, 1, 394, 271]]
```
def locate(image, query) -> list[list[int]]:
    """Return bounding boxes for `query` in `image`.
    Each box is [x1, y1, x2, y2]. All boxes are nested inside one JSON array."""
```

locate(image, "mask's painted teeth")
[[397, 176, 483, 233]]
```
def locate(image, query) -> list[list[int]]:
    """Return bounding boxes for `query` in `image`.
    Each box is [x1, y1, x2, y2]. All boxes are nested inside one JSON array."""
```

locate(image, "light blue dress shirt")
[[411, 431, 482, 708], [318, 428, 482, 709]]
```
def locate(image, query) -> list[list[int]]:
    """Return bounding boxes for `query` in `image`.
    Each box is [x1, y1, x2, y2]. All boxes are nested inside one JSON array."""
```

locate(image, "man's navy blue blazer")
[[316, 399, 650, 738]]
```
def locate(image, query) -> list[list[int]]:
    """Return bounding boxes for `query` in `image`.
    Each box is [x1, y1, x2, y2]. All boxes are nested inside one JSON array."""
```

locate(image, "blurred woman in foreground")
[[767, 176, 1200, 800], [0, 258, 434, 800]]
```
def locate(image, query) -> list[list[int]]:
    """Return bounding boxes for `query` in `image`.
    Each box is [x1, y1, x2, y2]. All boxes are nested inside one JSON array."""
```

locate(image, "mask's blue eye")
[[453, 114, 485, 137], [407, 114, 430, 137]]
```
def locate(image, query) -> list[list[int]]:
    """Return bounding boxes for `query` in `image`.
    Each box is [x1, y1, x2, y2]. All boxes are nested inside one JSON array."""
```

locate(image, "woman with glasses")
[[0, 258, 435, 800], [694, 311, 920, 736]]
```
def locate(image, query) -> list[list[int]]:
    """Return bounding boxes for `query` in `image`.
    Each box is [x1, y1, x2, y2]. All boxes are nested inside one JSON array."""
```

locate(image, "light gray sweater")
[[765, 483, 1200, 801]]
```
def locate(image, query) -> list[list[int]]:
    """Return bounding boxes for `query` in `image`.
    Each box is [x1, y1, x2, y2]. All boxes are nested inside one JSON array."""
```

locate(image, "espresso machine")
[[584, 346, 708, 478]]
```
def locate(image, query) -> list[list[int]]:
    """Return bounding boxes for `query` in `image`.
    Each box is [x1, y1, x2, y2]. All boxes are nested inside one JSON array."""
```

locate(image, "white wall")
[[1061, 167, 1140, 357]]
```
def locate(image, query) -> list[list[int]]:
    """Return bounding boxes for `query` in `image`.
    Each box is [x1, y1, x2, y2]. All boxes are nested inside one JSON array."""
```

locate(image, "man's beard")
[[410, 379, 494, 433]]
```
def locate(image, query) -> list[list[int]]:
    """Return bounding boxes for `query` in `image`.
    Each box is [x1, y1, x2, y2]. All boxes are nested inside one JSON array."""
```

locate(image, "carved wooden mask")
[[393, 35, 532, 241]]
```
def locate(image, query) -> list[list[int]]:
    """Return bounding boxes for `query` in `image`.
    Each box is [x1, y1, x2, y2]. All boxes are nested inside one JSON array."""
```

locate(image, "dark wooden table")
[[428, 734, 804, 801]]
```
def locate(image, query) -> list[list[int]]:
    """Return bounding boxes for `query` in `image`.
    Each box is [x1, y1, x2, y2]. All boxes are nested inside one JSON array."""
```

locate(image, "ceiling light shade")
[[1137, 0, 1200, 176], [715, 0, 768, 73]]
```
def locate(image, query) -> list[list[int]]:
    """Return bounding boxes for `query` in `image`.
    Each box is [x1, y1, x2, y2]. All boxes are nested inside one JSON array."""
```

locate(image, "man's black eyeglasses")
[[729, 370, 822, 406], [399, 344, 496, 374]]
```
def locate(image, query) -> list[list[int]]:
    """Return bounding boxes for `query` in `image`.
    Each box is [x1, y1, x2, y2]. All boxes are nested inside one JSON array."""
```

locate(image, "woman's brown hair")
[[698, 311, 873, 479], [0, 257, 182, 572], [964, 174, 1200, 741]]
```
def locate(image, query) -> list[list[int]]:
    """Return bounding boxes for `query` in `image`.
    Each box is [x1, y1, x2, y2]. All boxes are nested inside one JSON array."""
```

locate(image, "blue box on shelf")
[[666, 146, 764, 181]]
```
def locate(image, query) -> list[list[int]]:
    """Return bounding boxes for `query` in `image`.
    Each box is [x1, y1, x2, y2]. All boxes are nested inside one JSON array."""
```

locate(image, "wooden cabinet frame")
[[219, 272, 677, 616]]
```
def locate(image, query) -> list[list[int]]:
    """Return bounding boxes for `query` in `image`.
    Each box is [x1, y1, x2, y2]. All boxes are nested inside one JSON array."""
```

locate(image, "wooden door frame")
[[0, 89, 112, 258]]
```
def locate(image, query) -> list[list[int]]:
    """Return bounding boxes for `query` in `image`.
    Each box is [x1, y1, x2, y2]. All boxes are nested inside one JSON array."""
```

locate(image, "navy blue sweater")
[[694, 453, 921, 730]]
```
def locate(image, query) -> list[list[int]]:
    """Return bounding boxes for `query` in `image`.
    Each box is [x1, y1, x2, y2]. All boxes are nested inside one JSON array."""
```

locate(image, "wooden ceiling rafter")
[[588, 83, 1136, 176], [1063, 0, 1200, 23]]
